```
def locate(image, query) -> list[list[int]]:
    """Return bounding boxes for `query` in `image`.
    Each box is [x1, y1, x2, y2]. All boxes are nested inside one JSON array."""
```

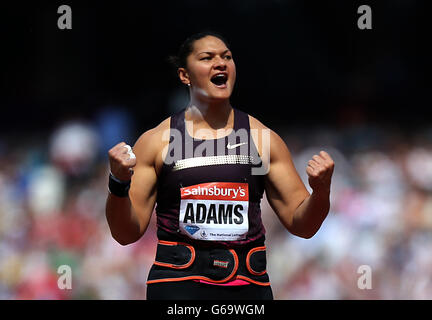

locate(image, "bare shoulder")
[[133, 116, 171, 163], [248, 114, 288, 154], [248, 114, 269, 131]]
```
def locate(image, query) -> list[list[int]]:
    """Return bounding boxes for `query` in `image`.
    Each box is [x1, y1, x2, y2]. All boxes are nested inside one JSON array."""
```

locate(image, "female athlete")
[[105, 31, 334, 300]]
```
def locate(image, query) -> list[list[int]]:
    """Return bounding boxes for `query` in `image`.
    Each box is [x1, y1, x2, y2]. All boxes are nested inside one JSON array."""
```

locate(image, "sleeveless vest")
[[155, 107, 266, 246], [147, 107, 270, 286]]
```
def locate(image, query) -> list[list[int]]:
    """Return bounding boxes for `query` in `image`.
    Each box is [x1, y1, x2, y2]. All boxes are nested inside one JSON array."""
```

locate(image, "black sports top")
[[155, 107, 266, 247]]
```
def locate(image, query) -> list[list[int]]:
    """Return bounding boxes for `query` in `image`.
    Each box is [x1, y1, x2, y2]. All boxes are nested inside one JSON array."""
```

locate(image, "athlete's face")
[[179, 36, 236, 102]]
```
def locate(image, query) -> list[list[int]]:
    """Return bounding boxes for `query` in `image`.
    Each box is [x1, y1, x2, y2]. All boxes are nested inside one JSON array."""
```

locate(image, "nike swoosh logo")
[[227, 142, 247, 149]]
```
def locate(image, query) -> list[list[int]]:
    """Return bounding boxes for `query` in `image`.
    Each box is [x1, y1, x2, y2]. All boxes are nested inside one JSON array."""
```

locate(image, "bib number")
[[179, 182, 249, 241]]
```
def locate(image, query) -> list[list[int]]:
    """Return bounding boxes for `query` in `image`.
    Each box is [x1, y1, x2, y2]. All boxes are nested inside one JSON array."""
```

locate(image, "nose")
[[213, 56, 227, 70]]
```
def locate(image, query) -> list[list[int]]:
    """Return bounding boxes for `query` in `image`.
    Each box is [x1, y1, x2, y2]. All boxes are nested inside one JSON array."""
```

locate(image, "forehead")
[[191, 36, 229, 53]]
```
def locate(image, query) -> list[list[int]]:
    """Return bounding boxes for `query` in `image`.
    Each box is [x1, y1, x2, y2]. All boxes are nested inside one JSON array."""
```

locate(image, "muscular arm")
[[105, 129, 159, 245], [250, 116, 333, 239]]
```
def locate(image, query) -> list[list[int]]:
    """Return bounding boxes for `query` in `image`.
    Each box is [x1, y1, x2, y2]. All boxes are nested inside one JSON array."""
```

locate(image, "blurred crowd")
[[1, 109, 432, 299]]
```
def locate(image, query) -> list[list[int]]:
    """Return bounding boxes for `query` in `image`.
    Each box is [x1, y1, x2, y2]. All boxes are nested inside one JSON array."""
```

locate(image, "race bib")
[[179, 182, 249, 241]]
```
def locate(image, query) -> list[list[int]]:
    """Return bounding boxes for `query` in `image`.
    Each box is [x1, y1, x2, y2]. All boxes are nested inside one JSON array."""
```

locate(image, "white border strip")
[[173, 155, 254, 171]]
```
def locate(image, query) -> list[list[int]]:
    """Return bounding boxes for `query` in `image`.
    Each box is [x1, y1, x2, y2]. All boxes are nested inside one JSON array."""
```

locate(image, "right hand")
[[108, 142, 137, 181]]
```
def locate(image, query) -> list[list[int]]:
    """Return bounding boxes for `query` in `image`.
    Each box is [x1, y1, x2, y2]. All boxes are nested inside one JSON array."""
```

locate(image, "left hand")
[[306, 150, 335, 193]]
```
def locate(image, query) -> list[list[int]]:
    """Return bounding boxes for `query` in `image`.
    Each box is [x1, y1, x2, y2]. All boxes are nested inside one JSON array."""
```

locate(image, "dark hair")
[[168, 31, 231, 70]]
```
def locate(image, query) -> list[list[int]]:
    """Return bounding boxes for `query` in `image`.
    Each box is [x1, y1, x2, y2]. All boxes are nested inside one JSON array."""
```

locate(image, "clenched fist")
[[108, 142, 137, 181], [306, 150, 334, 193]]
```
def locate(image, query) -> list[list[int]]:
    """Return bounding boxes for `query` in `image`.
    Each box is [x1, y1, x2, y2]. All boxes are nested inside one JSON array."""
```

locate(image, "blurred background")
[[0, 1, 429, 299]]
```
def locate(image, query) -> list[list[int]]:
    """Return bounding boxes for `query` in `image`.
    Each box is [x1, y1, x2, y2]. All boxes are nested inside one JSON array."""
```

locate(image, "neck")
[[186, 97, 232, 129]]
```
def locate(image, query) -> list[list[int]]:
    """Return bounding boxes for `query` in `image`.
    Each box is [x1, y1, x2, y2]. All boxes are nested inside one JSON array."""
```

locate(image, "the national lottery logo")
[[179, 182, 249, 241]]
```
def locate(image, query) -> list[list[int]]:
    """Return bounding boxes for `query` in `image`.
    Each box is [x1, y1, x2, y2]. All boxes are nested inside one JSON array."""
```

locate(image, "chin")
[[211, 92, 231, 100], [194, 85, 232, 102], [207, 96, 231, 103], [208, 88, 233, 100]]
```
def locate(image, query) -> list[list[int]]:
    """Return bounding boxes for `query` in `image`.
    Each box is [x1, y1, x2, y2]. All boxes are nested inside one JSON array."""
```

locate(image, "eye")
[[200, 56, 212, 61], [224, 55, 232, 60]]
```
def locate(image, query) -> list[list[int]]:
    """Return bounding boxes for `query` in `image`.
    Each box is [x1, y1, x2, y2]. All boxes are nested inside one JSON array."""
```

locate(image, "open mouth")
[[210, 73, 228, 87]]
